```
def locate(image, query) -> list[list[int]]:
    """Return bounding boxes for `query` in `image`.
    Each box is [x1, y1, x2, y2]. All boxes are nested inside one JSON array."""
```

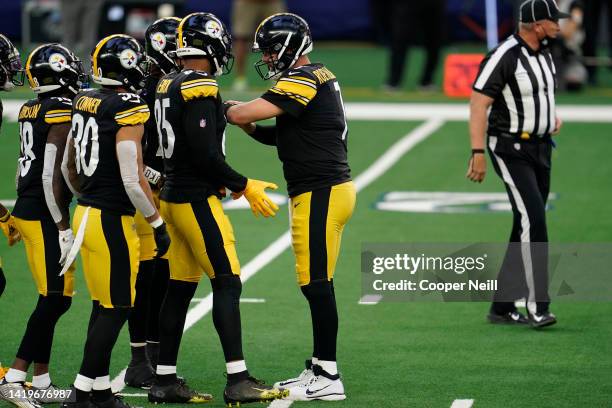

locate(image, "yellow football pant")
[[160, 196, 240, 282], [290, 181, 356, 286]]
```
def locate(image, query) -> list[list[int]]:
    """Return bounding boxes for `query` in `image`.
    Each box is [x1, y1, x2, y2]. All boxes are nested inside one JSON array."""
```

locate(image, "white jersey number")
[[72, 113, 100, 177], [18, 121, 36, 177], [155, 98, 176, 159]]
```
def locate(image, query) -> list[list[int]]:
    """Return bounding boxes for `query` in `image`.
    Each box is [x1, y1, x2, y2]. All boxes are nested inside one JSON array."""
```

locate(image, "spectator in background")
[[231, 0, 286, 91], [552, 0, 587, 90], [383, 0, 445, 92], [61, 0, 104, 67], [581, 0, 612, 85]]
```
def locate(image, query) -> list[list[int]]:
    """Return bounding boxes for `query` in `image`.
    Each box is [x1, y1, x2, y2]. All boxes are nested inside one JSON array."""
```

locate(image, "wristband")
[[471, 149, 485, 155], [143, 166, 162, 185]]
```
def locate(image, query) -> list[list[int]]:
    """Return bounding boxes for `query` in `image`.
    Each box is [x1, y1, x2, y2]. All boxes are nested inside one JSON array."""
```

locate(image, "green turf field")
[[1, 45, 612, 408]]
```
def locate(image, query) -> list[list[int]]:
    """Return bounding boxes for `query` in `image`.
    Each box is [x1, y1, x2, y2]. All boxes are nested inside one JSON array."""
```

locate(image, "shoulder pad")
[[180, 71, 218, 101], [43, 97, 73, 124], [112, 92, 150, 126]]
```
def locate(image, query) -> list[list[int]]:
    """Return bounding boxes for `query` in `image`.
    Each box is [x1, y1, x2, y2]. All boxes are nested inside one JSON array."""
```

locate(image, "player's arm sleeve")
[[43, 123, 73, 229], [247, 124, 277, 146], [61, 136, 81, 197], [472, 48, 515, 98], [117, 136, 157, 219], [261, 72, 319, 117], [183, 99, 248, 192]]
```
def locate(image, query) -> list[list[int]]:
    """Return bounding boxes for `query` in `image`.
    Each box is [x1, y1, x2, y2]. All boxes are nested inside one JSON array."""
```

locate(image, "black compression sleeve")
[[184, 100, 248, 192], [248, 125, 277, 146]]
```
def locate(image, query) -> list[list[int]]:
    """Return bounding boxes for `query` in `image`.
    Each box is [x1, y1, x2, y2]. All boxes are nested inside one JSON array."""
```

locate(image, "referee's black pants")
[[488, 134, 552, 315]]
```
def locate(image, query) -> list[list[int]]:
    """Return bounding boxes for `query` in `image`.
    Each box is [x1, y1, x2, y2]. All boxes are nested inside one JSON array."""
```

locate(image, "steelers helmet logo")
[[49, 53, 68, 72], [119, 48, 138, 69], [150, 32, 166, 51], [205, 20, 222, 39]]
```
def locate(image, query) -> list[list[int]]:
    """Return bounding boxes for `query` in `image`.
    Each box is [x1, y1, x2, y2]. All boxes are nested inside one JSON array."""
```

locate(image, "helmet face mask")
[[176, 12, 234, 77], [91, 34, 147, 92], [26, 43, 87, 96], [0, 34, 24, 91], [252, 13, 313, 80]]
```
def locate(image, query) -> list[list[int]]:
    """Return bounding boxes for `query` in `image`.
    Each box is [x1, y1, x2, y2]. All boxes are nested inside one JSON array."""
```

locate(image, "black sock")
[[302, 287, 320, 359], [146, 341, 160, 368], [79, 307, 130, 379], [157, 280, 197, 367], [16, 294, 72, 363], [75, 389, 90, 403], [0, 267, 6, 297], [147, 258, 170, 343], [211, 275, 244, 362], [491, 301, 517, 315], [227, 370, 250, 385], [302, 281, 338, 362], [91, 388, 113, 403], [87, 300, 100, 335], [129, 345, 147, 366], [128, 260, 154, 348]]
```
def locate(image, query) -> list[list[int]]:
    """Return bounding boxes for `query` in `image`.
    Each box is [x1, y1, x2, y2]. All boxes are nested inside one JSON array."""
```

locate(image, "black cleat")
[[148, 379, 212, 404], [487, 310, 529, 325], [94, 395, 133, 408], [224, 377, 288, 407], [60, 401, 96, 408], [529, 311, 557, 328], [125, 362, 155, 389]]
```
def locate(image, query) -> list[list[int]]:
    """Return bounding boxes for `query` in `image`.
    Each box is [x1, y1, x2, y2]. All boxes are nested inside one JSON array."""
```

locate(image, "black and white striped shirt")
[[473, 34, 557, 136]]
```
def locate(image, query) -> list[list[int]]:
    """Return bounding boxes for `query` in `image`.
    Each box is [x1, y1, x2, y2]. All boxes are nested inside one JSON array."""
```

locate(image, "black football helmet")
[[25, 43, 87, 96], [91, 34, 148, 92], [176, 12, 233, 77], [0, 34, 24, 91], [145, 17, 181, 75], [253, 13, 313, 80]]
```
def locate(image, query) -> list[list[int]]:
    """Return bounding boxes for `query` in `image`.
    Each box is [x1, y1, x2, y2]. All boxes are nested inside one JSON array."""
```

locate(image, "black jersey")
[[140, 75, 163, 173], [156, 69, 247, 203], [13, 96, 72, 219], [261, 63, 351, 197], [71, 89, 149, 215]]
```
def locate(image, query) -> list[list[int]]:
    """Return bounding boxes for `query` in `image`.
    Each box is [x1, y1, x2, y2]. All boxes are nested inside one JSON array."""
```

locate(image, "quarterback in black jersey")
[[148, 12, 285, 406], [0, 43, 83, 408], [122, 17, 182, 390], [61, 35, 170, 408], [0, 34, 22, 300], [226, 13, 354, 402]]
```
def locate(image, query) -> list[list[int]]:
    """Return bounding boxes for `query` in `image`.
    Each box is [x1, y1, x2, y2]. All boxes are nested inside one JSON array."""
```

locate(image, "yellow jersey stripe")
[[115, 104, 149, 117], [115, 111, 150, 126], [182, 78, 217, 86], [181, 84, 219, 101], [269, 88, 309, 106], [273, 80, 317, 101], [46, 109, 72, 115], [181, 81, 218, 90], [285, 75, 316, 84], [115, 108, 149, 119], [44, 115, 72, 124]]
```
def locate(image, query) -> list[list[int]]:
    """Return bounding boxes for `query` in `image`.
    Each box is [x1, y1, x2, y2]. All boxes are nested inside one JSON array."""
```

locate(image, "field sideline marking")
[[451, 399, 475, 408], [3, 101, 612, 123], [110, 118, 445, 396]]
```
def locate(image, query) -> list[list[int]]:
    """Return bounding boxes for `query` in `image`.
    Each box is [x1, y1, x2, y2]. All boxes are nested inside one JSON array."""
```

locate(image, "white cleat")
[[286, 367, 346, 402], [273, 360, 315, 390], [0, 379, 42, 408]]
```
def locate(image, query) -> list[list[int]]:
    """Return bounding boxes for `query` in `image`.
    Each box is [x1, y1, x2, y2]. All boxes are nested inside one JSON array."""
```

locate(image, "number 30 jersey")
[[71, 89, 150, 215], [14, 96, 73, 219], [261, 63, 351, 197]]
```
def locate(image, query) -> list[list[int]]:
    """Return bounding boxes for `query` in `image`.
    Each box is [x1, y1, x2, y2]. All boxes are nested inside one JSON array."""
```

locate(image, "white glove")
[[58, 229, 75, 266]]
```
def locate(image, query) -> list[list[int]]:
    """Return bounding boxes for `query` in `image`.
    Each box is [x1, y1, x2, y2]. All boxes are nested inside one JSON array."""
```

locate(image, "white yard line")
[[110, 118, 444, 395], [451, 399, 475, 408], [268, 400, 295, 408]]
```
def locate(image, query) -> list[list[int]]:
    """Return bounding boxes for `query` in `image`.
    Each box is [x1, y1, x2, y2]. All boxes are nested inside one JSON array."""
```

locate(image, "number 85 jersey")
[[71, 89, 150, 215]]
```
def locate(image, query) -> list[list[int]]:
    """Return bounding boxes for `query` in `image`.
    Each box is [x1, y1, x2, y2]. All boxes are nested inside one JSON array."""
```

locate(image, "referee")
[[467, 0, 570, 328]]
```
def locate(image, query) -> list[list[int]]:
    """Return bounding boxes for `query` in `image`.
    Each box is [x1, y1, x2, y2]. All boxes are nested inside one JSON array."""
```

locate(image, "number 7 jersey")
[[261, 63, 351, 197], [71, 89, 150, 215]]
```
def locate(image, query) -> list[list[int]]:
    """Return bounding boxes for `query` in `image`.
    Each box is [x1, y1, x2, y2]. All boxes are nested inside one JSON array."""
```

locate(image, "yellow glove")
[[0, 213, 21, 246], [242, 179, 279, 218]]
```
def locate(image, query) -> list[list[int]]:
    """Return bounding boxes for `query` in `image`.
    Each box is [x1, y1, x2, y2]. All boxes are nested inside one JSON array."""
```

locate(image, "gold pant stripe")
[[290, 181, 356, 286], [160, 196, 240, 283], [13, 217, 75, 296], [73, 206, 139, 308]]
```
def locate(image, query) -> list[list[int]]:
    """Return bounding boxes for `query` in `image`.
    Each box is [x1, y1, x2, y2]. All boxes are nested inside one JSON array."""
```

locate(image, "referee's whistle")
[[520, 132, 530, 140]]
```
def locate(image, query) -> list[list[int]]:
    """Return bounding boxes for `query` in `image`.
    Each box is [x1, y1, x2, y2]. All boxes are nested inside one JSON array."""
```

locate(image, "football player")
[[123, 16, 181, 389], [60, 35, 170, 408], [225, 13, 355, 402], [0, 33, 24, 299], [147, 12, 285, 406], [0, 43, 84, 408]]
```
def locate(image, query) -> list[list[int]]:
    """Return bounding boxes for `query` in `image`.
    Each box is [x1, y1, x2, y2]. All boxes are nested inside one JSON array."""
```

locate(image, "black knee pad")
[[301, 280, 333, 299], [211, 275, 242, 297]]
